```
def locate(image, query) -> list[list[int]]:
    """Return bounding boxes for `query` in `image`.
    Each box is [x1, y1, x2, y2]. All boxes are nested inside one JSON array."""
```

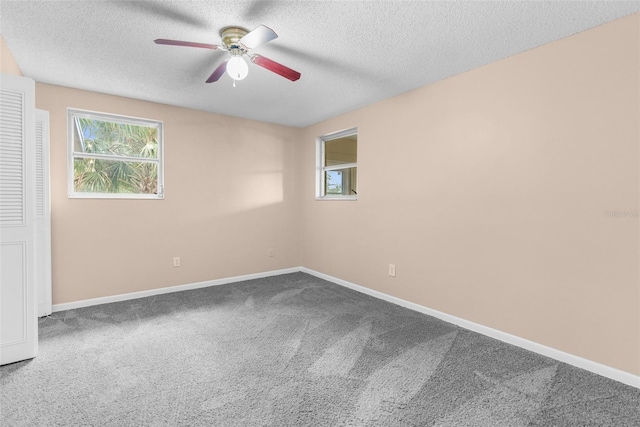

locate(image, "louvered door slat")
[[35, 119, 44, 217], [0, 88, 24, 226]]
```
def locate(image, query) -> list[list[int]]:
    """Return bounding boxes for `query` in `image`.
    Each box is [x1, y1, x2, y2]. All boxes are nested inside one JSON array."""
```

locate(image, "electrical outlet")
[[388, 263, 396, 277], [173, 257, 181, 267], [268, 248, 275, 257]]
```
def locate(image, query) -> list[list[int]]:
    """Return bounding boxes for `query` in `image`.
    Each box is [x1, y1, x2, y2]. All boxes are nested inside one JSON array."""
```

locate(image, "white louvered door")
[[0, 73, 38, 365], [35, 109, 51, 317]]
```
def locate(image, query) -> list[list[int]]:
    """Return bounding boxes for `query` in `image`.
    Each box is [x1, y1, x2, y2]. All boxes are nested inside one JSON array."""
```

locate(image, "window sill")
[[315, 196, 357, 201], [69, 193, 164, 200]]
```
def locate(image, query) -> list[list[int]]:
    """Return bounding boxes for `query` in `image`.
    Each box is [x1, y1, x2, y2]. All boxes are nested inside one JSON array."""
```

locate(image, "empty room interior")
[[1, 1, 639, 426]]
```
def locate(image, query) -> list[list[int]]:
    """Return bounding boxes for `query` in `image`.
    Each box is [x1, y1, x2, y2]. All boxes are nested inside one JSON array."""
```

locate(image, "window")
[[316, 128, 357, 200], [68, 108, 163, 199]]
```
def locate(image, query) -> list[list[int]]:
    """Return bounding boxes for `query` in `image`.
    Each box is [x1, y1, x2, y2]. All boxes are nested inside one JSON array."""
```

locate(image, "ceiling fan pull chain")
[[233, 80, 236, 88]]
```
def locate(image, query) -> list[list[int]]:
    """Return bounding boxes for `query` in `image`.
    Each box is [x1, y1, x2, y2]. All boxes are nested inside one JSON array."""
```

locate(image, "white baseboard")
[[300, 267, 640, 390], [51, 267, 300, 312]]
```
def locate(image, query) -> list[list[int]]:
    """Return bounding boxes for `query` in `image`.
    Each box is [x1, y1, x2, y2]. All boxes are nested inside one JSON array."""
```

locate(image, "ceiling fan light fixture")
[[226, 55, 248, 81]]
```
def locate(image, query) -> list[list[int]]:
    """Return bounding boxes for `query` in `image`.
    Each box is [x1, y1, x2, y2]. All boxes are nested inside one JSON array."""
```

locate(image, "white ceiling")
[[1, 1, 639, 128]]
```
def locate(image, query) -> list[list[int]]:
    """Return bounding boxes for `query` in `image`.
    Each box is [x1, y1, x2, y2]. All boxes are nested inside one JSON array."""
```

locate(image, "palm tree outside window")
[[68, 109, 163, 199]]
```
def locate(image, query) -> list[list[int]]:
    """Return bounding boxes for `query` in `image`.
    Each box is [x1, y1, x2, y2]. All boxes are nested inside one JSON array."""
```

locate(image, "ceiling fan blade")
[[154, 39, 220, 50], [251, 55, 301, 81], [206, 60, 228, 83], [239, 25, 278, 50]]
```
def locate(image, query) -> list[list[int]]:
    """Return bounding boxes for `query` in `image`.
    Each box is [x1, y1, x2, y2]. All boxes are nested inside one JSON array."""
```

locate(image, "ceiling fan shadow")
[[242, 1, 280, 20], [116, 1, 209, 29]]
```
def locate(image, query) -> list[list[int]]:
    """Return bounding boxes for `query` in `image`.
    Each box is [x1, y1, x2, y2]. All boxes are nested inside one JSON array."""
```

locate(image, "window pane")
[[324, 167, 357, 196], [74, 118, 158, 159], [74, 158, 158, 195], [324, 135, 357, 167], [316, 127, 357, 200]]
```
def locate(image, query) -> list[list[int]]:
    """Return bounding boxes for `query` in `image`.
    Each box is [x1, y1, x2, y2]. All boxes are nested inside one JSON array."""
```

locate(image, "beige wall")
[[298, 14, 640, 375], [35, 84, 301, 304], [0, 34, 22, 76]]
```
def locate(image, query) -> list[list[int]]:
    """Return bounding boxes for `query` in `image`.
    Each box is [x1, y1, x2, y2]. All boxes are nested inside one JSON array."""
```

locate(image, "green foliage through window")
[[69, 110, 163, 198]]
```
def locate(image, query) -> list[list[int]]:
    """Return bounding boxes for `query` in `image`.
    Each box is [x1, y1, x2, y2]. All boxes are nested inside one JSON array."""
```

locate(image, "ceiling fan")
[[155, 25, 301, 85]]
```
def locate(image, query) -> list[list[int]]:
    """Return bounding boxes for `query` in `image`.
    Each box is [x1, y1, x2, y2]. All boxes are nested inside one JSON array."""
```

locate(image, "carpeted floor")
[[1, 272, 639, 426]]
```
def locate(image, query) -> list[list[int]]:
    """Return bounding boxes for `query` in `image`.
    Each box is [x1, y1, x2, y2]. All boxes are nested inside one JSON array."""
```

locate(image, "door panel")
[[0, 73, 38, 365], [35, 110, 51, 317], [1, 242, 27, 343]]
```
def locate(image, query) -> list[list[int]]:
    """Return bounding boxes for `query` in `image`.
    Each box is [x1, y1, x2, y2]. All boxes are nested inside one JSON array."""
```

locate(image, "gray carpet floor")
[[1, 272, 639, 426]]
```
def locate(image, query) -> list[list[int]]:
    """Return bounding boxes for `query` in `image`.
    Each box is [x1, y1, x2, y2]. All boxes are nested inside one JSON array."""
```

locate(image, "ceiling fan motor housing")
[[220, 26, 249, 52]]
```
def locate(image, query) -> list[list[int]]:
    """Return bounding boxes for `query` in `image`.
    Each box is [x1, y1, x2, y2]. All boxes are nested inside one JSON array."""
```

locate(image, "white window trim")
[[67, 108, 164, 199], [315, 127, 357, 201]]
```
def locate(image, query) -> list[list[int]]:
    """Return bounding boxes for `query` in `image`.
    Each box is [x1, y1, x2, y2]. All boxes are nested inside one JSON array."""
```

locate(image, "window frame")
[[67, 108, 164, 199], [315, 127, 357, 201]]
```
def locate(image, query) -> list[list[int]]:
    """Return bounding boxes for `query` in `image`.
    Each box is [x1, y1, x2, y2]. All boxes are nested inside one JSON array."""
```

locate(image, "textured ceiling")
[[1, 1, 639, 127]]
